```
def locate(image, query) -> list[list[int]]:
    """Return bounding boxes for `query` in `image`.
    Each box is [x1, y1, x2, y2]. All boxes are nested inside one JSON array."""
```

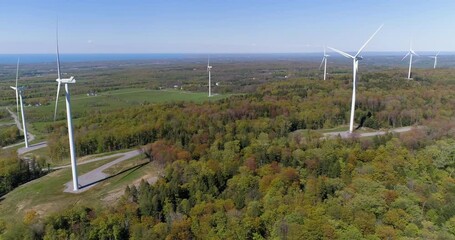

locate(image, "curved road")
[[2, 107, 48, 154], [62, 149, 142, 193], [322, 126, 418, 139]]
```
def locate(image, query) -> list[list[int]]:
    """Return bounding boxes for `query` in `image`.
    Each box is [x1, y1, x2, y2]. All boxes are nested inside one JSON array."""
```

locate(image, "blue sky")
[[0, 0, 454, 53]]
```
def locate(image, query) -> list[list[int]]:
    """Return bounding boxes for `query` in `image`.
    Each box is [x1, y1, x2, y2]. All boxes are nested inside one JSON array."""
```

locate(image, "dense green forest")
[[46, 72, 454, 160], [2, 69, 455, 239]]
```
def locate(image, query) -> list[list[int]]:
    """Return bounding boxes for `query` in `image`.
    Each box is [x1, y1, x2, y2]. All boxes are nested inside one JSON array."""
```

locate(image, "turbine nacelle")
[[410, 49, 418, 56], [430, 51, 440, 59], [431, 51, 440, 69], [207, 56, 212, 71], [401, 49, 418, 61], [56, 76, 76, 84], [10, 86, 25, 93]]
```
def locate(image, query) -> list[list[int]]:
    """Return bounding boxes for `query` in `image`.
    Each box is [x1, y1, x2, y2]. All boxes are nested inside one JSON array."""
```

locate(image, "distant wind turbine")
[[207, 57, 212, 97], [429, 51, 440, 69], [54, 22, 79, 191], [319, 47, 329, 80], [401, 41, 418, 79], [10, 61, 29, 148], [328, 24, 383, 133]]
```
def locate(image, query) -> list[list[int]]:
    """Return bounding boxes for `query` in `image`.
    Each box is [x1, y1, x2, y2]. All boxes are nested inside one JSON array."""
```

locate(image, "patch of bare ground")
[[101, 162, 164, 203]]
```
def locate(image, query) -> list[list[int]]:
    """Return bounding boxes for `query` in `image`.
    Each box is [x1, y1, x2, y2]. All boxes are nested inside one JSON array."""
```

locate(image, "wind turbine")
[[319, 47, 329, 80], [54, 23, 79, 191], [10, 61, 29, 148], [430, 51, 440, 69], [401, 41, 418, 79], [207, 57, 212, 97], [328, 24, 383, 134]]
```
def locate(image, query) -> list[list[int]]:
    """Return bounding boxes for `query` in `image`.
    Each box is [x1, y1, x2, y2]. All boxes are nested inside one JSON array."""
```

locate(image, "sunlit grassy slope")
[[0, 155, 162, 226]]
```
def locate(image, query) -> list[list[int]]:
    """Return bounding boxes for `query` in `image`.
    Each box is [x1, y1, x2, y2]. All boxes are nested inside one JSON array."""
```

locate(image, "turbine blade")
[[355, 24, 383, 57], [411, 50, 419, 56], [56, 19, 62, 80], [436, 51, 440, 57], [15, 58, 20, 115], [54, 81, 61, 121], [319, 57, 325, 70], [401, 52, 410, 61], [15, 58, 19, 87], [328, 47, 354, 59]]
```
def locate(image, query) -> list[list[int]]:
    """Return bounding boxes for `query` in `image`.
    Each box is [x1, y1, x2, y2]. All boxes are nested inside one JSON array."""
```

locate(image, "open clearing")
[[0, 154, 163, 225]]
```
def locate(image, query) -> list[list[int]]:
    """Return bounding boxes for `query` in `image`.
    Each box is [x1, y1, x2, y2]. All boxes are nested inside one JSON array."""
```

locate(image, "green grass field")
[[0, 155, 162, 226], [102, 154, 147, 175]]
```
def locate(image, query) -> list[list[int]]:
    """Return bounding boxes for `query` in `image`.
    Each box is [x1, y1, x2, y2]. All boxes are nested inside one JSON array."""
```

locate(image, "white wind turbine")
[[430, 51, 440, 69], [207, 57, 212, 97], [10, 61, 29, 148], [328, 24, 383, 133], [319, 47, 329, 80], [54, 23, 79, 191], [401, 41, 418, 79]]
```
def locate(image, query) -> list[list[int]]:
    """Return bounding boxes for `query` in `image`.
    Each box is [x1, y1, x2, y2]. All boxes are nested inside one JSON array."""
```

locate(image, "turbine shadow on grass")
[[78, 161, 150, 190]]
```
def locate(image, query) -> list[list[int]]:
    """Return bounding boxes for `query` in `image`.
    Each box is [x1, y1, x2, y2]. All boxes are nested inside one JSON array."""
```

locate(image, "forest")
[[0, 150, 44, 196], [1, 67, 455, 239]]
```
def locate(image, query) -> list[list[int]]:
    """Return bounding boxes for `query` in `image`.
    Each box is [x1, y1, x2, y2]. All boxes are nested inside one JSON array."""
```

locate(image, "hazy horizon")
[[0, 51, 451, 64]]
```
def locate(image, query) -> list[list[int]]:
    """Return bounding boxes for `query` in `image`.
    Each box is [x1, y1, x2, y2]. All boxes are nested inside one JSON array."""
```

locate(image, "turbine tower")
[[328, 24, 383, 134], [401, 41, 418, 79], [319, 47, 329, 80], [207, 57, 212, 97], [54, 23, 79, 191], [430, 51, 440, 69], [10, 66, 29, 149]]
